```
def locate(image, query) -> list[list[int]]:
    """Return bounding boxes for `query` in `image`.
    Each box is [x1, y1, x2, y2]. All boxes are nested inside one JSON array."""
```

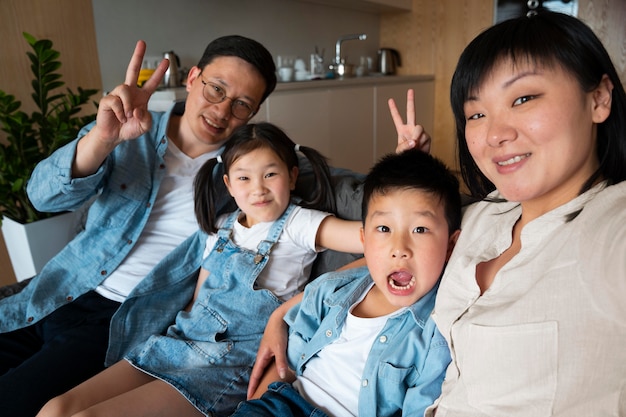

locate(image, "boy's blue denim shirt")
[[285, 266, 451, 417], [0, 105, 229, 364]]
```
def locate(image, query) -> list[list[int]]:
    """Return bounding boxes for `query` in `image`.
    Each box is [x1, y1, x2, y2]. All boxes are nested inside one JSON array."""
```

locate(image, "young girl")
[[37, 122, 363, 417]]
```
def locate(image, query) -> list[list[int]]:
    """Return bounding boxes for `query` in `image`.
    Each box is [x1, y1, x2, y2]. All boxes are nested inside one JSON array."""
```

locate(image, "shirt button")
[[301, 354, 306, 360], [100, 270, 107, 276], [159, 164, 165, 169], [325, 329, 332, 337], [66, 296, 73, 302], [160, 138, 166, 144], [27, 317, 34, 323], [362, 379, 368, 387], [126, 239, 132, 244], [379, 335, 387, 343], [146, 202, 151, 208]]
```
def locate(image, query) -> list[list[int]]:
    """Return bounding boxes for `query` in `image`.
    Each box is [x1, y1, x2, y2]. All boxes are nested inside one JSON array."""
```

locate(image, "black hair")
[[194, 122, 336, 233], [197, 35, 277, 104], [450, 11, 626, 199], [362, 148, 461, 235]]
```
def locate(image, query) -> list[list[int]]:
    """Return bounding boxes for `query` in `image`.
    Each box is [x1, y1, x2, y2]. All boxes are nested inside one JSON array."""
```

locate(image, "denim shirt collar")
[[321, 266, 438, 330]]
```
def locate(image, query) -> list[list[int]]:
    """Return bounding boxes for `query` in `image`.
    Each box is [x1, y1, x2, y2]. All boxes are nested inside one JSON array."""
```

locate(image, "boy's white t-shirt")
[[293, 282, 407, 417], [96, 141, 216, 302], [203, 206, 331, 300]]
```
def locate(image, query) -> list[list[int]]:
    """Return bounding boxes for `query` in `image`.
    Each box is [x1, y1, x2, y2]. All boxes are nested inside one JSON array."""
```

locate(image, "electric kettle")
[[163, 51, 181, 87], [377, 48, 401, 75]]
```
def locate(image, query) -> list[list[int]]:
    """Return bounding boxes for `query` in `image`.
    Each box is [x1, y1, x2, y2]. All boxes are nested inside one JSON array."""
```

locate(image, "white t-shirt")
[[96, 141, 215, 302], [203, 205, 331, 300]]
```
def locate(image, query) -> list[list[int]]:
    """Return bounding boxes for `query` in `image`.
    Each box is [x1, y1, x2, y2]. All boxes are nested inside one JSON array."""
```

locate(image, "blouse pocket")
[[464, 321, 557, 416]]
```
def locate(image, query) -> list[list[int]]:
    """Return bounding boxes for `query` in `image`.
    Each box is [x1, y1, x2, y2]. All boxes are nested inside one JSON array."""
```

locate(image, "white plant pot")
[[1, 212, 81, 282]]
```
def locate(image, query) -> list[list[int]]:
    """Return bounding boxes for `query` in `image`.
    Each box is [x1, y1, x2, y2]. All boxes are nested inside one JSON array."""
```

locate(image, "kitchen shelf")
[[275, 74, 432, 91], [294, 0, 411, 13]]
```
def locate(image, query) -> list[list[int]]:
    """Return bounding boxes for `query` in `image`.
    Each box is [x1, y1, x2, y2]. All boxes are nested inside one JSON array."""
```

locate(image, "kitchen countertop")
[[275, 74, 434, 91], [148, 75, 434, 111]]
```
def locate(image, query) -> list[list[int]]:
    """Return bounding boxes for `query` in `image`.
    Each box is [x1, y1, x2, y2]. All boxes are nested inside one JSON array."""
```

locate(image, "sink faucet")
[[335, 33, 367, 64]]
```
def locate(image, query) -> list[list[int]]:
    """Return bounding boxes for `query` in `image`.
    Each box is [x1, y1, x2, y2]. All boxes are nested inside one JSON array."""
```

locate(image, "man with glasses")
[[0, 35, 276, 416]]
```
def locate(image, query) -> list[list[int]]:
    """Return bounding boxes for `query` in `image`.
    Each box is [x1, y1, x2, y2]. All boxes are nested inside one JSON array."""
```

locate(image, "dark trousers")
[[0, 291, 120, 417], [231, 381, 330, 417]]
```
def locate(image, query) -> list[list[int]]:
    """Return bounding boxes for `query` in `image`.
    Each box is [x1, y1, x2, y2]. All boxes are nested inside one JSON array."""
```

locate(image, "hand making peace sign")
[[94, 40, 170, 146], [72, 41, 170, 177], [388, 88, 432, 154]]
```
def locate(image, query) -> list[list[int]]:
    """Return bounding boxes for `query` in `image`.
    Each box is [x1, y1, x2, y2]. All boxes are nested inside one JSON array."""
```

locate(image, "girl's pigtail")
[[297, 145, 337, 214], [194, 157, 222, 234]]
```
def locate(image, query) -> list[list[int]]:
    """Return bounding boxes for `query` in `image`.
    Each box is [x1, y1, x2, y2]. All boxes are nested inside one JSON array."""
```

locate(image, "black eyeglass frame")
[[199, 77, 257, 120]]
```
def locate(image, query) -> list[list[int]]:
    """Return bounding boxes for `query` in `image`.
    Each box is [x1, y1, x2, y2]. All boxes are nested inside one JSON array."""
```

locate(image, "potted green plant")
[[0, 32, 99, 280]]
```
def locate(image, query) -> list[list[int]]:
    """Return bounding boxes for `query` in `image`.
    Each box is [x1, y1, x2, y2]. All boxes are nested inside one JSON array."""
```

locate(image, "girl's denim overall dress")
[[125, 204, 296, 416]]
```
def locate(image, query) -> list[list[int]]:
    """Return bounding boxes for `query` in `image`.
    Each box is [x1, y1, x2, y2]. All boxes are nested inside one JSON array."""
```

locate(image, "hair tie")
[[216, 155, 223, 164], [294, 144, 301, 153]]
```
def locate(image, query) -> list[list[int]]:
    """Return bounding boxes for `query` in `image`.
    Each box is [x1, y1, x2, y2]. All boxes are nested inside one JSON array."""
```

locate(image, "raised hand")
[[93, 40, 169, 146], [72, 41, 170, 178], [388, 88, 432, 154]]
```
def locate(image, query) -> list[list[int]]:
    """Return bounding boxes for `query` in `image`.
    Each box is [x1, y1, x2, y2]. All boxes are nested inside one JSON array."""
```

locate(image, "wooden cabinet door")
[[259, 87, 374, 174], [255, 89, 333, 157], [328, 86, 374, 174]]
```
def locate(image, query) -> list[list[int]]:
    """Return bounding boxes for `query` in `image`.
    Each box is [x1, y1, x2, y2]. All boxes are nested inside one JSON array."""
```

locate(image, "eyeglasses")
[[199, 78, 256, 120]]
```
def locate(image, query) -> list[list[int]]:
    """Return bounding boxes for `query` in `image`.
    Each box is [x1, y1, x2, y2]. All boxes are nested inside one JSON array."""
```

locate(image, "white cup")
[[295, 70, 309, 81], [278, 67, 293, 82], [294, 58, 306, 71]]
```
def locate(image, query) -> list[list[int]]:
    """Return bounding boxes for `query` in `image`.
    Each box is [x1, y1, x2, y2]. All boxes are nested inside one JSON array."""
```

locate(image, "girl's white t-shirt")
[[96, 141, 215, 302], [203, 206, 330, 300]]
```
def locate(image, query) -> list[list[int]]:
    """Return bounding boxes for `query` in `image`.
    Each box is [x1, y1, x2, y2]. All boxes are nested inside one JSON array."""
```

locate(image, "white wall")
[[92, 0, 382, 92]]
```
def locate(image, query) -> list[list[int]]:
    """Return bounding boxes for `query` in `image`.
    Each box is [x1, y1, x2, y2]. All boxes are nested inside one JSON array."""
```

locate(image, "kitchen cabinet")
[[254, 86, 373, 173], [252, 76, 434, 174]]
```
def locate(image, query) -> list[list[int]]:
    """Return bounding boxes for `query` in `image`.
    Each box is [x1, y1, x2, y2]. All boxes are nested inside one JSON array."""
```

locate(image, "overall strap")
[[214, 209, 241, 252], [253, 203, 297, 264]]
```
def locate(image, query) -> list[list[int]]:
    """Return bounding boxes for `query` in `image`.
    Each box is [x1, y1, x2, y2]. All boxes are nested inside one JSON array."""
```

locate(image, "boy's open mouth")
[[388, 271, 416, 291]]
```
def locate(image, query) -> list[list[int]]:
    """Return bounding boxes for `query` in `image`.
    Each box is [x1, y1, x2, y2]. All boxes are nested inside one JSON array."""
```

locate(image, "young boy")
[[232, 148, 461, 417]]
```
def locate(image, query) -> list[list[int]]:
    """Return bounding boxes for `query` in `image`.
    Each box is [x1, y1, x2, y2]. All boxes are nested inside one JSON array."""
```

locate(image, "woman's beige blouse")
[[429, 182, 626, 417]]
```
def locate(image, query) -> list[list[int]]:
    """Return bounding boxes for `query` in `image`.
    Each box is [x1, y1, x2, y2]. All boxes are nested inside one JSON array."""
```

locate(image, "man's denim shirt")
[[0, 105, 229, 365], [285, 266, 451, 417]]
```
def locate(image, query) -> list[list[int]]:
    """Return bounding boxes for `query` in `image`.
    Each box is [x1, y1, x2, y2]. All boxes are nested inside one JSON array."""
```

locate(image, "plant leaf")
[[0, 32, 99, 224]]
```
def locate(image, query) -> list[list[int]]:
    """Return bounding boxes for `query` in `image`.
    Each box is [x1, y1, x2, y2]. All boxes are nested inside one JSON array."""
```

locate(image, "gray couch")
[[0, 278, 30, 300]]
